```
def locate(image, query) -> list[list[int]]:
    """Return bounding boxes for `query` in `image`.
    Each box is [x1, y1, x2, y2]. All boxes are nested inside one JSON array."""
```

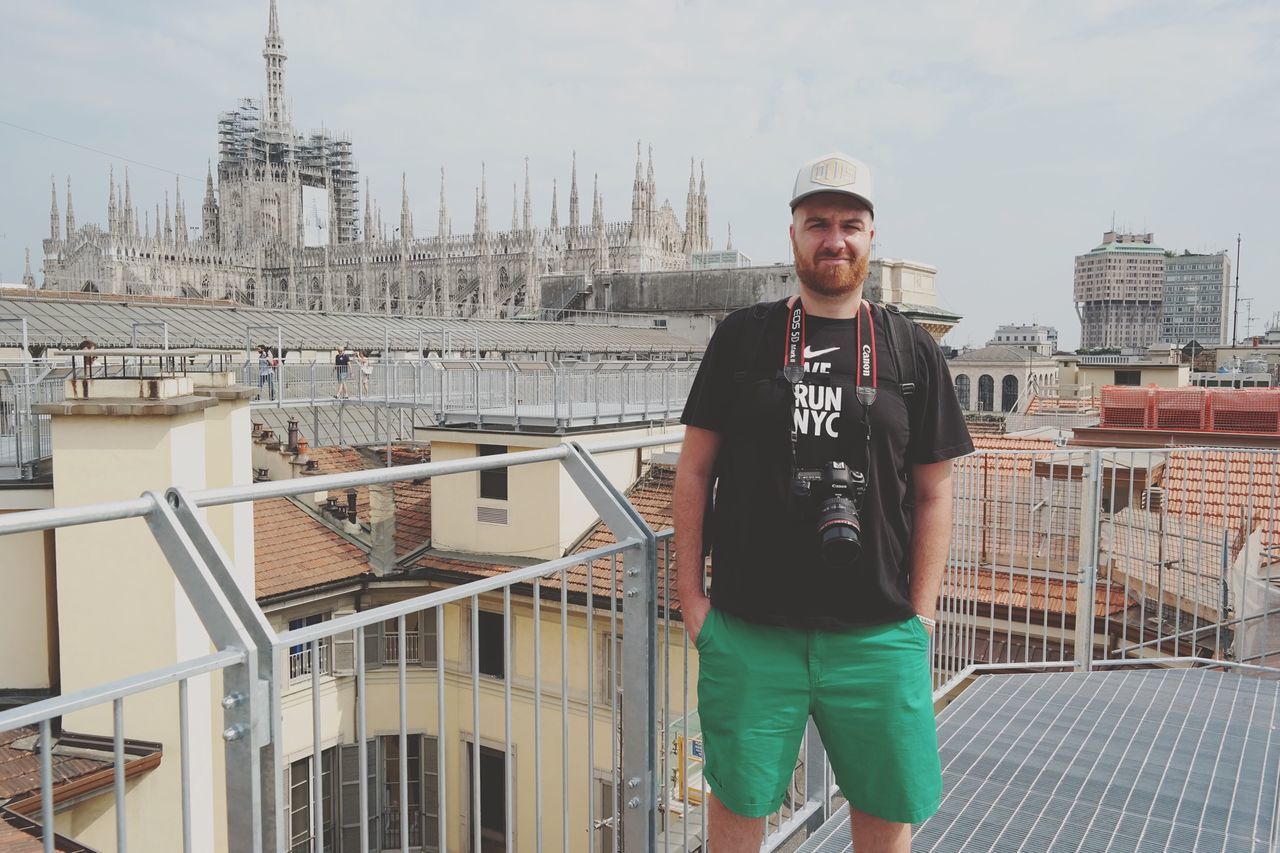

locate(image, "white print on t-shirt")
[[792, 380, 841, 438]]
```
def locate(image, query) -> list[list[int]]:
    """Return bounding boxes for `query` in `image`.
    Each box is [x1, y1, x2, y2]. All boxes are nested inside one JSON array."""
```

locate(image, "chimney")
[[368, 483, 397, 576], [344, 488, 361, 536], [33, 358, 235, 850]]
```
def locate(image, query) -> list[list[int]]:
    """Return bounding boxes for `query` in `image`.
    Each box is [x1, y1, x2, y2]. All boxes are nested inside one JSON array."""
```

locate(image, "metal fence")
[[2, 441, 1279, 852], [243, 360, 699, 429], [0, 361, 64, 476]]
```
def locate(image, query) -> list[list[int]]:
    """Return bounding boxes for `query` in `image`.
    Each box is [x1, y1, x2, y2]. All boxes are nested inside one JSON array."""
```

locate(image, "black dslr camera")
[[792, 461, 867, 569]]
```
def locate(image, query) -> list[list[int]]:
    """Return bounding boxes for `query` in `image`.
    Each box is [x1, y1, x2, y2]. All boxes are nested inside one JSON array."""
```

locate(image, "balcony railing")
[[1, 440, 1278, 852], [242, 359, 698, 430]]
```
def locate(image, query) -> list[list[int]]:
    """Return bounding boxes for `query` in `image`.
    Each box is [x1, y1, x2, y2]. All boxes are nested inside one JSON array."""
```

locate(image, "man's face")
[[789, 193, 875, 297]]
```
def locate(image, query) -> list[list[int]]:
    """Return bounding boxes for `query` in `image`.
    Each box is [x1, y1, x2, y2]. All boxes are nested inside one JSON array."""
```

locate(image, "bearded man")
[[674, 153, 973, 852]]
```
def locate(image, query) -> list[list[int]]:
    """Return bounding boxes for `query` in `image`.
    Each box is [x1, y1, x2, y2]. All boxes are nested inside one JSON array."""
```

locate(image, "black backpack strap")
[[879, 302, 922, 430], [731, 298, 788, 385]]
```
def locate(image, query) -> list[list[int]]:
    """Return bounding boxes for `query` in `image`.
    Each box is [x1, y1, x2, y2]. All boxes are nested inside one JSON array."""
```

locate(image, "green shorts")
[[695, 608, 941, 823]]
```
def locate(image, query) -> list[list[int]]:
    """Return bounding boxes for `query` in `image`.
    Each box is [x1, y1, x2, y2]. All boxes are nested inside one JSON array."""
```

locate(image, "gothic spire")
[[65, 177, 76, 236], [437, 167, 449, 239], [592, 173, 603, 230], [49, 176, 60, 242], [400, 173, 413, 240], [123, 167, 135, 238], [363, 178, 373, 242], [568, 152, 580, 233], [522, 157, 533, 234], [202, 161, 219, 244], [21, 248, 35, 289], [164, 192, 173, 244], [174, 176, 187, 244], [107, 165, 117, 234], [550, 179, 559, 230], [263, 0, 289, 131]]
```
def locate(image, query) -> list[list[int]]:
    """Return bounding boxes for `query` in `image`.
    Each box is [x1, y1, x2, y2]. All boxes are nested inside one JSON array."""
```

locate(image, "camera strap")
[[782, 295, 877, 473]]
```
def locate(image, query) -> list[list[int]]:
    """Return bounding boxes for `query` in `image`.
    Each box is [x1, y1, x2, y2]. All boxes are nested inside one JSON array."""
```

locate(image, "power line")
[[0, 119, 199, 182]]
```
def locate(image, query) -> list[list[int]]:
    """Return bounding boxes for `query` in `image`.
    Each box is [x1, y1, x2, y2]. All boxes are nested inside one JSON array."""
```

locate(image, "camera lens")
[[816, 495, 861, 569]]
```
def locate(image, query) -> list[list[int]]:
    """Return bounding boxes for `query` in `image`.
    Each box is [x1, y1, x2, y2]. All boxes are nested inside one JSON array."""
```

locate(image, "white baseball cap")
[[790, 153, 874, 214]]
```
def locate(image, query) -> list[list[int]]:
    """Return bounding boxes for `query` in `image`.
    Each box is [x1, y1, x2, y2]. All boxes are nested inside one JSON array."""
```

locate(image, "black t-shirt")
[[680, 301, 974, 629]]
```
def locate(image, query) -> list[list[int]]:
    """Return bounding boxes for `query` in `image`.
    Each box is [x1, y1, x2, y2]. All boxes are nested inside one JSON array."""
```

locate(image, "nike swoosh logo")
[[803, 345, 840, 359]]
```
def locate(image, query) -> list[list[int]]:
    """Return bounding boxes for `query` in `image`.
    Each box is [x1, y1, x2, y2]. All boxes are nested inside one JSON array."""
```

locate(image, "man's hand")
[[684, 594, 713, 645]]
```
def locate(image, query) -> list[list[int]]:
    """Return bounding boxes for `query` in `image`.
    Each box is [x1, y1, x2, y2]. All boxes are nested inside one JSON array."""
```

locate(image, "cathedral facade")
[[39, 0, 713, 318]]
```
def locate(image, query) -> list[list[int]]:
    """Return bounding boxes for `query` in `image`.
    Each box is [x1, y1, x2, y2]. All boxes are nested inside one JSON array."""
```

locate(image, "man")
[[256, 345, 278, 401], [674, 153, 972, 852], [334, 344, 352, 399]]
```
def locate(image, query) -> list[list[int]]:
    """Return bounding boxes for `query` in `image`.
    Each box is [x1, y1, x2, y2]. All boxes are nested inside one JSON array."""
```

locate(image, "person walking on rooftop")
[[674, 153, 974, 852], [256, 345, 278, 401], [334, 344, 352, 399], [355, 349, 373, 398]]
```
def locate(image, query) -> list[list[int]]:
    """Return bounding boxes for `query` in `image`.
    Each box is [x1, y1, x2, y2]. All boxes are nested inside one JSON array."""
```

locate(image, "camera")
[[792, 461, 867, 569]]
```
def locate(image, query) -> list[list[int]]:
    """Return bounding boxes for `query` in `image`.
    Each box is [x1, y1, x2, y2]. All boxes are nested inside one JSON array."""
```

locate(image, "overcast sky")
[[2, 0, 1277, 348]]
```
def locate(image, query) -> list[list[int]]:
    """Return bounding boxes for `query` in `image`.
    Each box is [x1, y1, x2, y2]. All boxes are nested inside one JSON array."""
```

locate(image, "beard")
[[792, 240, 870, 297]]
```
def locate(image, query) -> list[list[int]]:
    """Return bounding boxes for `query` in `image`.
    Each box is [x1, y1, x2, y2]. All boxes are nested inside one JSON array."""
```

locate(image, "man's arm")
[[674, 425, 721, 643], [908, 458, 955, 630]]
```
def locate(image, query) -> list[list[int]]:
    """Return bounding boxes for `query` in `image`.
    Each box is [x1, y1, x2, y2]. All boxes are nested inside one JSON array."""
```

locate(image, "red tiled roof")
[[972, 436, 1058, 451], [0, 728, 106, 801], [1159, 449, 1280, 554], [942, 568, 1132, 618], [305, 445, 432, 556], [254, 497, 369, 599]]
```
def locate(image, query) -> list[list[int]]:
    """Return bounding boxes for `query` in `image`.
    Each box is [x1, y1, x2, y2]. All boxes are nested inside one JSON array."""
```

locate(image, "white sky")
[[2, 0, 1277, 349]]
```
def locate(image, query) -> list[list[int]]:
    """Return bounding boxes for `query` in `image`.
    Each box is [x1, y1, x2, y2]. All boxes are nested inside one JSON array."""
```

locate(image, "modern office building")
[[1161, 250, 1232, 346], [1073, 231, 1166, 350]]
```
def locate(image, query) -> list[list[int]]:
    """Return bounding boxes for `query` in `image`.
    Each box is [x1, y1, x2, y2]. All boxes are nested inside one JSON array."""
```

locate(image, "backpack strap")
[[731, 298, 788, 385], [879, 303, 923, 432]]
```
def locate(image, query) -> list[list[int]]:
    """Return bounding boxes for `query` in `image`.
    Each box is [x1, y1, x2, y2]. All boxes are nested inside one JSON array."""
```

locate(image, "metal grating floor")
[[798, 668, 1280, 852]]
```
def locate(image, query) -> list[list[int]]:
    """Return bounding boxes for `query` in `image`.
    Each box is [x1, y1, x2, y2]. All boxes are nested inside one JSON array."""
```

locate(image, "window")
[[288, 748, 336, 853], [478, 611, 506, 679], [478, 445, 508, 501], [289, 613, 329, 680], [954, 375, 971, 410], [977, 375, 995, 412], [363, 608, 439, 668], [1001, 375, 1019, 412], [466, 742, 508, 853]]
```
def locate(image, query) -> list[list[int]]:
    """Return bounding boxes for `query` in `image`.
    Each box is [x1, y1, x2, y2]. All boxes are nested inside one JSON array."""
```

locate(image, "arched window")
[[1001, 375, 1020, 412], [346, 275, 360, 312], [954, 374, 971, 410], [977, 375, 995, 412]]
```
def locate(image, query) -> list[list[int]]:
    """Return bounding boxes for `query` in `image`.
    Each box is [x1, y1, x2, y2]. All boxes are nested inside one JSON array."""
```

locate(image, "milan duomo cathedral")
[[37, 0, 714, 318]]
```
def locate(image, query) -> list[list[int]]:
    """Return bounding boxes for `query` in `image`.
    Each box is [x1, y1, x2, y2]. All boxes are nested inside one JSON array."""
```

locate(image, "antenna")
[[1231, 234, 1242, 344]]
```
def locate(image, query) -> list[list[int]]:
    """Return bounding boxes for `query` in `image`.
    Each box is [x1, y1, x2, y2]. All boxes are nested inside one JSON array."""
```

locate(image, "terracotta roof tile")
[[254, 497, 369, 599], [1159, 449, 1280, 554], [0, 728, 106, 801]]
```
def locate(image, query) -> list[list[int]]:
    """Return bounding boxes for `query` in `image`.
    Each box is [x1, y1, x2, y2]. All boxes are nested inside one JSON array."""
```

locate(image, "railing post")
[[141, 489, 278, 852], [1074, 450, 1103, 672], [560, 443, 658, 852]]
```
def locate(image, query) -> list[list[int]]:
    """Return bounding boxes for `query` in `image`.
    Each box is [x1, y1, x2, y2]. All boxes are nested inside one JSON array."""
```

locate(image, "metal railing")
[[2, 441, 1279, 852], [0, 361, 64, 476], [243, 359, 699, 429]]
